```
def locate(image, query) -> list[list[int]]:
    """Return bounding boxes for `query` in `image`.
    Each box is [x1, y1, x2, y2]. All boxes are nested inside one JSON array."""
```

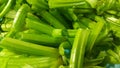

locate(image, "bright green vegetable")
[[69, 29, 90, 68], [26, 18, 68, 38], [0, 56, 62, 68], [6, 4, 30, 37], [48, 0, 85, 8], [49, 9, 70, 28], [86, 16, 105, 54], [27, 0, 48, 9], [1, 0, 120, 68], [0, 37, 60, 57], [26, 18, 54, 35], [19, 33, 65, 47], [39, 10, 66, 29], [0, 0, 13, 18]]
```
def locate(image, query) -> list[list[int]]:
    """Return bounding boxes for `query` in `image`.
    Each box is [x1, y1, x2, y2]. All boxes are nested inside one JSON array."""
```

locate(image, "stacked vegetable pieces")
[[0, 0, 120, 68]]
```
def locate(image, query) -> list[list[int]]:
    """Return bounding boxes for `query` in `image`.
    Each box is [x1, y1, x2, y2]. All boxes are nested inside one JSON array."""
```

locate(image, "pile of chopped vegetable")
[[0, 0, 120, 68]]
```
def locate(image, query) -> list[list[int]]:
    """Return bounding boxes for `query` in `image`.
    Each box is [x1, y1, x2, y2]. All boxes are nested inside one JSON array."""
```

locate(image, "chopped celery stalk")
[[79, 17, 96, 29], [86, 16, 104, 53], [0, 37, 59, 57], [26, 18, 54, 35], [39, 10, 66, 29], [48, 0, 85, 8], [26, 18, 68, 37], [22, 29, 42, 34], [20, 33, 62, 46], [27, 0, 48, 9], [49, 9, 70, 28], [0, 0, 13, 18], [12, 4, 30, 31], [0, 57, 61, 68], [27, 13, 42, 23], [69, 29, 90, 68], [6, 4, 30, 37]]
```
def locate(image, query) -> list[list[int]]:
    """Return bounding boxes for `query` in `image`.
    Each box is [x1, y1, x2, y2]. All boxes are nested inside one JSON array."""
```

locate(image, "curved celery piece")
[[7, 4, 30, 37], [69, 29, 90, 68], [86, 16, 105, 53], [0, 0, 13, 18]]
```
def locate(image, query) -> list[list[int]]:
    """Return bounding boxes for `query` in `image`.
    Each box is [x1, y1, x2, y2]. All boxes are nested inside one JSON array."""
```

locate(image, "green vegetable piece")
[[67, 29, 77, 37], [0, 37, 59, 57], [39, 10, 66, 29], [19, 33, 64, 46], [86, 0, 97, 8], [1, 22, 12, 31], [48, 0, 85, 8], [0, 0, 13, 18], [7, 4, 30, 37], [27, 13, 43, 24], [0, 57, 61, 68], [27, 0, 48, 9], [49, 9, 70, 28], [26, 17, 68, 37], [26, 18, 54, 35], [69, 29, 90, 68], [86, 16, 105, 53], [107, 49, 120, 63]]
